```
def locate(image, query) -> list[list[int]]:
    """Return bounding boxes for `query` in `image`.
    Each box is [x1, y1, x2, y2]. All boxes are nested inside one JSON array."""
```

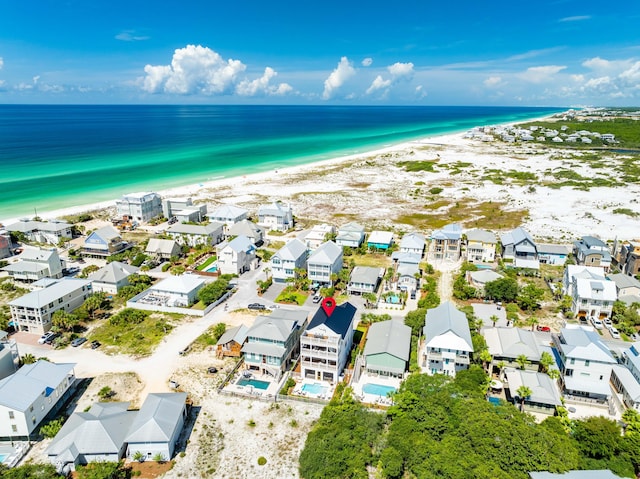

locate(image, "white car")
[[603, 318, 612, 327], [609, 326, 621, 339], [591, 318, 604, 330], [38, 332, 55, 344]]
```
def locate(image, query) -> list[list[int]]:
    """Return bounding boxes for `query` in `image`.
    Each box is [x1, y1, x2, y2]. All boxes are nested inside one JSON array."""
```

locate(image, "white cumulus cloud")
[[483, 76, 503, 88], [365, 61, 415, 97], [361, 57, 373, 67], [559, 15, 591, 22], [115, 30, 150, 42], [388, 62, 414, 78], [366, 75, 392, 94], [322, 56, 356, 100], [142, 45, 291, 97], [519, 65, 566, 83]]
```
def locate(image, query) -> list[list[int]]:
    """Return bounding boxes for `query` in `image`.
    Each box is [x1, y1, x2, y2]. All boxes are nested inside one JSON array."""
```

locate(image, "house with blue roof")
[[611, 342, 640, 411], [429, 224, 462, 261], [573, 236, 612, 272], [300, 302, 357, 382], [0, 360, 76, 440], [500, 227, 539, 269]]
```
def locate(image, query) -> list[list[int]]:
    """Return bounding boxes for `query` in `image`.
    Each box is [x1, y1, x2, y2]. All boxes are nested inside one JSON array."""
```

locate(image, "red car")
[[537, 325, 551, 332]]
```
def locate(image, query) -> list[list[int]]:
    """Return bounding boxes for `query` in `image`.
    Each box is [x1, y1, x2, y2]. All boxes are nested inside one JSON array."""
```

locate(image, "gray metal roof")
[[529, 470, 623, 479], [308, 241, 342, 265], [465, 228, 497, 244], [423, 301, 473, 352], [0, 360, 75, 411], [246, 315, 298, 342], [210, 204, 248, 220], [150, 274, 204, 295], [6, 220, 71, 233], [504, 368, 561, 406], [391, 252, 422, 264], [8, 278, 91, 308], [258, 202, 292, 217], [167, 222, 223, 236], [216, 324, 249, 346], [146, 238, 180, 256], [537, 243, 570, 255], [431, 224, 462, 241], [483, 327, 542, 361], [126, 392, 187, 443], [20, 247, 59, 262], [350, 266, 384, 285], [91, 225, 122, 242], [558, 326, 616, 363], [400, 232, 425, 250], [607, 273, 640, 291], [338, 222, 365, 233], [273, 238, 307, 261], [89, 261, 139, 285], [364, 320, 411, 361], [500, 227, 535, 247], [241, 341, 285, 357], [228, 220, 262, 238]]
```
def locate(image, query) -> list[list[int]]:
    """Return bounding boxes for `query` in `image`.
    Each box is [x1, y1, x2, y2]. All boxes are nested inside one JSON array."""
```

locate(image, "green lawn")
[[196, 255, 217, 271], [351, 254, 391, 269], [275, 290, 308, 306], [88, 312, 180, 357]]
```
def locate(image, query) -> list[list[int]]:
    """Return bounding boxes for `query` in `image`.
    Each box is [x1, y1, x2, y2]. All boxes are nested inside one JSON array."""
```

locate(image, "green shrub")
[[257, 456, 267, 466]]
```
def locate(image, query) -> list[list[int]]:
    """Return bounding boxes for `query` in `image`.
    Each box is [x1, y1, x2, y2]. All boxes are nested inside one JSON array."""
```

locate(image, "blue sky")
[[0, 0, 639, 106]]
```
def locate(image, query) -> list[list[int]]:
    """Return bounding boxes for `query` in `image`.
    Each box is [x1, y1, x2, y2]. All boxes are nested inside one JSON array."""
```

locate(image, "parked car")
[[44, 333, 60, 345], [603, 318, 613, 327], [71, 337, 87, 347], [608, 326, 621, 339], [591, 317, 604, 330], [536, 325, 551, 332], [90, 340, 101, 349], [38, 332, 56, 344], [247, 303, 267, 310], [312, 294, 322, 304]]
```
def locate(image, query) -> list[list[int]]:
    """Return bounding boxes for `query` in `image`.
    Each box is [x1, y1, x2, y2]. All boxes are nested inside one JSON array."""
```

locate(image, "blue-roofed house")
[[300, 302, 357, 382], [612, 342, 640, 411], [217, 235, 257, 275], [429, 224, 462, 261], [537, 243, 571, 266], [500, 227, 539, 269], [552, 325, 616, 401], [0, 360, 76, 439], [422, 301, 473, 377], [257, 202, 293, 232], [574, 236, 612, 272]]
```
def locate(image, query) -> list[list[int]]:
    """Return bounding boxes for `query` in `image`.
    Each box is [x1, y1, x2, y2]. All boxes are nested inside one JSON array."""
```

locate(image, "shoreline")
[[0, 113, 557, 226]]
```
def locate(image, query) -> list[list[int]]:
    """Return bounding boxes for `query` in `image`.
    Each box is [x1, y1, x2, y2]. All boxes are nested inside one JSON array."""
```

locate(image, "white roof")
[[469, 270, 503, 284], [9, 278, 91, 308], [400, 232, 425, 250], [146, 238, 180, 255], [558, 326, 616, 363], [258, 202, 292, 217], [210, 204, 248, 220], [504, 368, 562, 406], [88, 261, 139, 285], [0, 360, 75, 411], [424, 301, 473, 352], [612, 365, 640, 403], [368, 231, 394, 245], [565, 265, 606, 283], [274, 238, 307, 261], [150, 274, 205, 295], [339, 222, 365, 233], [119, 191, 160, 201], [308, 241, 342, 265], [20, 247, 58, 262], [483, 327, 542, 361], [91, 225, 122, 242], [564, 375, 612, 396], [223, 235, 255, 253], [574, 277, 617, 302], [125, 392, 187, 443]]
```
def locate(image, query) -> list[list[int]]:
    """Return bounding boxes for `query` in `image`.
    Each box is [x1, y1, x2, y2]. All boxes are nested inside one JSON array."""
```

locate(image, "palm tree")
[[263, 267, 271, 280], [527, 315, 539, 331], [547, 368, 561, 380], [516, 354, 529, 370], [516, 385, 533, 411], [479, 349, 493, 372], [539, 351, 554, 373], [490, 314, 499, 327], [496, 360, 506, 378], [21, 353, 37, 365]]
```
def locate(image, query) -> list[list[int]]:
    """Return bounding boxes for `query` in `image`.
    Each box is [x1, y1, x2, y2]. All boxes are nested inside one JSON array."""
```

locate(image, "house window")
[[11, 425, 17, 433], [585, 360, 590, 367], [570, 358, 575, 365], [30, 406, 34, 412], [32, 416, 36, 425], [8, 411, 14, 419]]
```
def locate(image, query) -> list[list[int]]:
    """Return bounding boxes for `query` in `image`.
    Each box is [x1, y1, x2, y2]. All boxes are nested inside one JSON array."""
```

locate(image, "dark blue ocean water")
[[0, 105, 562, 220]]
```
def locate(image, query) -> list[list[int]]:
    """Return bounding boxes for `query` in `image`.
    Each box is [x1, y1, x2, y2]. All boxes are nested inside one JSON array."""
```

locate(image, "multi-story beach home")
[[301, 224, 336, 251], [465, 228, 497, 263], [483, 327, 555, 373], [363, 320, 412, 378], [616, 240, 640, 277], [500, 227, 539, 269], [162, 197, 207, 223], [257, 202, 293, 233], [307, 241, 343, 287], [5, 219, 73, 245], [88, 261, 139, 295], [209, 204, 249, 230], [0, 360, 76, 440], [335, 222, 365, 248], [8, 278, 92, 334], [611, 343, 640, 411], [537, 244, 571, 266], [81, 226, 130, 258], [367, 231, 394, 251], [573, 236, 612, 272], [400, 232, 426, 256], [242, 309, 309, 380], [422, 301, 473, 377], [228, 220, 263, 245], [429, 224, 462, 261], [0, 331, 19, 381], [391, 251, 421, 294], [270, 238, 308, 283], [145, 238, 182, 260], [116, 192, 163, 223], [347, 266, 384, 295], [570, 276, 616, 321], [300, 302, 357, 382], [1, 247, 65, 282], [165, 222, 224, 248], [552, 325, 616, 401], [0, 229, 11, 259], [217, 235, 256, 276], [607, 273, 640, 306], [562, 265, 606, 297]]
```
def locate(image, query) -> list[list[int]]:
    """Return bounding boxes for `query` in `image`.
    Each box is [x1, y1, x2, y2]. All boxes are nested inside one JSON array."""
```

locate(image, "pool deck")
[[291, 378, 336, 400], [352, 372, 401, 406], [224, 371, 281, 398], [0, 441, 30, 468]]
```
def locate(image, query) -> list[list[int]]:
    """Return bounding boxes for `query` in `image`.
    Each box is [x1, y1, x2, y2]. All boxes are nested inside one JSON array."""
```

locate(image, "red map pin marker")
[[321, 297, 336, 317]]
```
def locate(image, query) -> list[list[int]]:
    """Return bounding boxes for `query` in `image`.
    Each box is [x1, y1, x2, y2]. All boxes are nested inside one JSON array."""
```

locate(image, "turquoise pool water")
[[302, 383, 328, 395], [237, 378, 270, 390], [206, 265, 218, 273], [363, 383, 396, 396], [0, 454, 7, 463], [488, 396, 501, 405]]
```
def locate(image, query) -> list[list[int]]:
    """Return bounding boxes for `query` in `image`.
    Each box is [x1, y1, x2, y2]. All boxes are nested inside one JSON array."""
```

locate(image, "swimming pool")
[[488, 396, 502, 405], [237, 378, 270, 390], [302, 383, 328, 395], [0, 454, 7, 463], [363, 383, 396, 397], [206, 265, 218, 273]]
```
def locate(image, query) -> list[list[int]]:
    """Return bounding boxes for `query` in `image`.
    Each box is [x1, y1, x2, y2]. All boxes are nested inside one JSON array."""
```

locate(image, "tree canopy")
[[197, 278, 229, 305]]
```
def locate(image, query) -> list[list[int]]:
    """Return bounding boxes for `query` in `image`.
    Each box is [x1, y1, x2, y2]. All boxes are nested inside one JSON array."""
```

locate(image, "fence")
[[127, 289, 234, 317]]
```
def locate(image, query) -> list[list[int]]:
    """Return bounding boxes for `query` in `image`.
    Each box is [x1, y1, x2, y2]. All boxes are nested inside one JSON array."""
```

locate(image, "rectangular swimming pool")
[[301, 383, 328, 395], [0, 454, 7, 463], [363, 383, 396, 397], [237, 378, 270, 390], [488, 396, 502, 405]]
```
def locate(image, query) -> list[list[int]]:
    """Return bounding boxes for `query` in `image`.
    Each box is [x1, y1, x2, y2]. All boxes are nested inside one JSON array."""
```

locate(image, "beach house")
[[5, 219, 73, 245], [242, 309, 309, 379], [0, 230, 11, 259], [307, 241, 343, 287], [162, 197, 207, 223], [215, 325, 249, 358], [257, 202, 293, 232], [81, 226, 130, 258], [208, 204, 249, 229], [363, 320, 411, 378], [391, 251, 421, 294], [217, 235, 256, 276], [0, 360, 76, 440], [503, 368, 562, 415], [570, 276, 616, 321], [88, 261, 139, 295], [616, 241, 640, 277], [0, 332, 19, 381], [166, 222, 224, 247], [607, 273, 640, 305], [562, 265, 606, 297], [367, 231, 394, 251], [335, 222, 366, 248], [500, 227, 539, 269], [116, 192, 163, 223], [145, 238, 182, 260], [573, 236, 612, 271], [227, 220, 263, 245], [537, 244, 571, 266], [400, 232, 426, 256], [422, 301, 473, 377], [348, 266, 384, 295], [429, 224, 462, 261], [611, 343, 640, 411], [483, 327, 553, 372], [270, 238, 308, 283], [301, 224, 336, 251], [300, 302, 357, 382], [1, 247, 65, 282], [552, 325, 616, 401], [8, 278, 92, 335], [465, 228, 497, 263], [468, 270, 503, 294]]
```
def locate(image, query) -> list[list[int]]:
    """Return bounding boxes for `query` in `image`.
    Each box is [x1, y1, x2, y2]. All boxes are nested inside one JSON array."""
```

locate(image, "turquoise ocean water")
[[0, 105, 562, 221]]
